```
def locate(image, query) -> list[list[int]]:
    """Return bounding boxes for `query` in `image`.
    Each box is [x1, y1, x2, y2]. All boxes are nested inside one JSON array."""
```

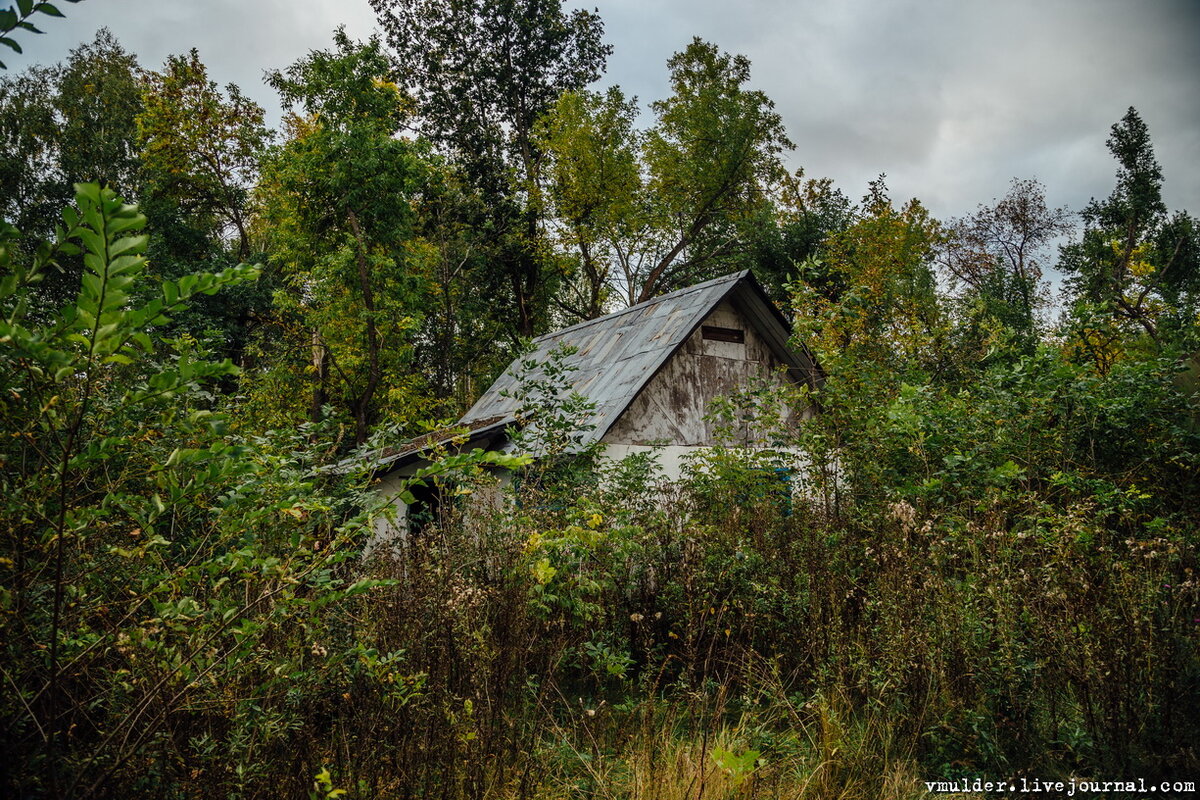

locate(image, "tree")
[[939, 178, 1072, 358], [137, 49, 270, 261], [735, 168, 853, 305], [0, 29, 142, 309], [1059, 108, 1200, 355], [791, 178, 945, 403], [408, 163, 519, 414], [0, 60, 59, 232], [133, 48, 275, 367], [536, 40, 795, 313], [942, 178, 1071, 311], [536, 86, 642, 319], [371, 0, 609, 195], [635, 38, 792, 303], [56, 29, 143, 196], [254, 30, 433, 444], [370, 0, 611, 337], [1, 29, 142, 230]]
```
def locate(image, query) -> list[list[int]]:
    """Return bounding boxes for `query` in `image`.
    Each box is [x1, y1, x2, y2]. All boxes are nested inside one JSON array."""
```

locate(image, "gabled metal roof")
[[458, 269, 819, 445], [374, 270, 819, 472]]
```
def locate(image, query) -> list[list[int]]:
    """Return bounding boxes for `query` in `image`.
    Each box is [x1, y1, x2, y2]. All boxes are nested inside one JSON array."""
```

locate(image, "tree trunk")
[[310, 327, 327, 424], [346, 210, 381, 445]]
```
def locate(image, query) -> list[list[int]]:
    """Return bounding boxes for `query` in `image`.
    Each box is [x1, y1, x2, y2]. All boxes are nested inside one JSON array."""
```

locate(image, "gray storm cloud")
[[8, 0, 1198, 222]]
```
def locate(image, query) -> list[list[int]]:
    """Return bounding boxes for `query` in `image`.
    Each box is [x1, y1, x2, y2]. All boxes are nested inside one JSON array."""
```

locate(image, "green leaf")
[[108, 254, 144, 276], [73, 182, 100, 204], [108, 212, 146, 234], [78, 229, 103, 259], [36, 3, 65, 17], [80, 271, 102, 300], [532, 557, 557, 585], [109, 234, 148, 258], [0, 36, 22, 54], [17, 0, 33, 18]]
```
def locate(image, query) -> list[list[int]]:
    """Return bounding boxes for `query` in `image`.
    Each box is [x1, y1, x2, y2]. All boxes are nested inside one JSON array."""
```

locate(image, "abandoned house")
[[370, 269, 823, 537]]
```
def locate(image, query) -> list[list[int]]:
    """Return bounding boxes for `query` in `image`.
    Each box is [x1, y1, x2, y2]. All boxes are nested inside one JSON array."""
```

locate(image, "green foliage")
[[735, 169, 854, 305], [372, 0, 612, 338], [2, 18, 1198, 799], [407, 162, 524, 414], [1, 30, 143, 308], [0, 186, 516, 797], [710, 745, 762, 787], [1059, 108, 1200, 359], [0, 59, 66, 232], [503, 342, 600, 463], [138, 47, 271, 261], [251, 30, 434, 443], [536, 86, 642, 319], [790, 178, 946, 412], [54, 29, 143, 198], [637, 38, 792, 302], [370, 0, 610, 191], [536, 39, 797, 313]]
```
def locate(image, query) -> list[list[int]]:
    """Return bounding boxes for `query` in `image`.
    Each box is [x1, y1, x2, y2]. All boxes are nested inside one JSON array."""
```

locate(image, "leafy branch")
[[0, 0, 84, 69]]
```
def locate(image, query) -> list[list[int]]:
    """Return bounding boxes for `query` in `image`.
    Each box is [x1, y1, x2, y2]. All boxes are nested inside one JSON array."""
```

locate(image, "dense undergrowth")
[[3, 184, 1196, 796], [335, 361, 1200, 799], [3, 150, 1199, 798]]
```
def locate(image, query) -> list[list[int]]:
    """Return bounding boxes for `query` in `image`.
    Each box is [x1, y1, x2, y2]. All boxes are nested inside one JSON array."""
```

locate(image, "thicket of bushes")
[[325, 351, 1199, 799], [3, 189, 1197, 798]]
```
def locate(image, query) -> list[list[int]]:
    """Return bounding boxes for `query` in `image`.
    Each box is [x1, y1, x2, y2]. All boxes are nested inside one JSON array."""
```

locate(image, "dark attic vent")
[[701, 325, 744, 343]]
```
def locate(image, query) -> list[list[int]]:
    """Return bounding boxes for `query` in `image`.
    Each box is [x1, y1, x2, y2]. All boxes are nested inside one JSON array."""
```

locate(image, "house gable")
[[602, 299, 811, 447]]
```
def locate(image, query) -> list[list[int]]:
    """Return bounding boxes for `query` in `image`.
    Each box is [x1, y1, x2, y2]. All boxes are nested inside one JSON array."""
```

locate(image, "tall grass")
[[308, 454, 1197, 799]]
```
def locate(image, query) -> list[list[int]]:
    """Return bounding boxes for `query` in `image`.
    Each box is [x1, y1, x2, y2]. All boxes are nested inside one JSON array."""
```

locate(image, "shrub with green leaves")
[[0, 185, 515, 797]]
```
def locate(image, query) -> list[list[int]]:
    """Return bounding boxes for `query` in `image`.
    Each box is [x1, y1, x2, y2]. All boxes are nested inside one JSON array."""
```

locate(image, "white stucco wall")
[[366, 463, 514, 555]]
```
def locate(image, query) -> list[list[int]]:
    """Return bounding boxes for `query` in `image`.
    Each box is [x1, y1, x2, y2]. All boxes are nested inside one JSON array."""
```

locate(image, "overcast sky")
[[7, 0, 1199, 224]]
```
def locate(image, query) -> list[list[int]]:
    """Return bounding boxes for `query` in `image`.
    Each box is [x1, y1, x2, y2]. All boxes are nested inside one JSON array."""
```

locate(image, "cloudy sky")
[[8, 0, 1199, 223]]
